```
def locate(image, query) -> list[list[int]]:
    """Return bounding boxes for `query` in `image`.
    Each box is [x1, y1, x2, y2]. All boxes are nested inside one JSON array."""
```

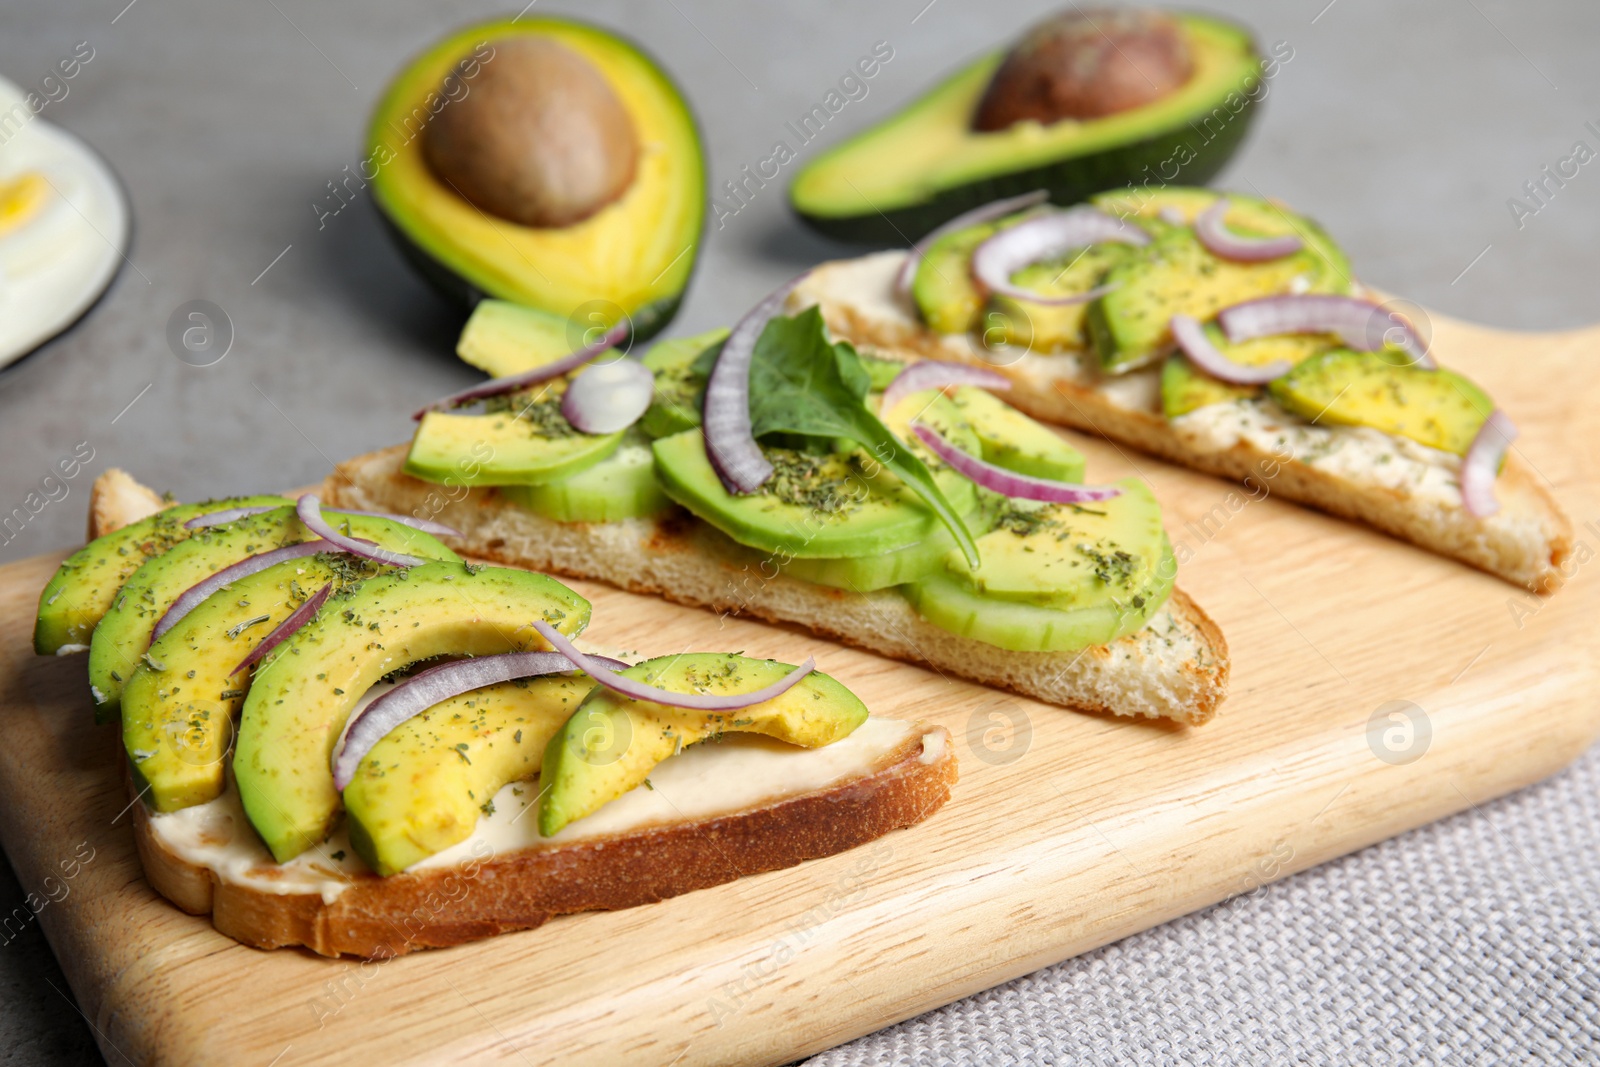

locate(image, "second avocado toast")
[[329, 295, 1230, 726]]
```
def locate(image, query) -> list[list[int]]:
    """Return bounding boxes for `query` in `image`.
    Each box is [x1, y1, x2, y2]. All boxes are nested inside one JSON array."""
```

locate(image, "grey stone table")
[[1, 1, 1595, 1063]]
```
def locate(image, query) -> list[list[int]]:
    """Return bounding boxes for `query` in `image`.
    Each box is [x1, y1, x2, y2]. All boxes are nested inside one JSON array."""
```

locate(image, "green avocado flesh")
[[122, 553, 398, 814], [1269, 349, 1494, 455], [538, 653, 867, 836], [1160, 328, 1335, 418], [992, 243, 1140, 353], [344, 674, 593, 875], [454, 300, 572, 378], [906, 480, 1174, 652], [88, 508, 457, 721], [406, 383, 624, 487], [503, 431, 669, 522], [1087, 190, 1352, 372], [943, 387, 1085, 481], [35, 495, 290, 655], [234, 562, 590, 863], [369, 18, 705, 341], [651, 391, 981, 561], [913, 211, 1037, 335], [639, 327, 728, 439], [789, 14, 1262, 241]]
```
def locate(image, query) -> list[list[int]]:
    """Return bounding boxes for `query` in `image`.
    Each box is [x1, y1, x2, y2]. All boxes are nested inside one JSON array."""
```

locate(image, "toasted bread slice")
[[84, 482, 957, 959], [326, 446, 1229, 725], [790, 252, 1574, 593]]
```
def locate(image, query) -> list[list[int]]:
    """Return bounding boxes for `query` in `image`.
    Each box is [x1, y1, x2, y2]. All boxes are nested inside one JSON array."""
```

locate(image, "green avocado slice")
[[1160, 327, 1335, 419], [405, 382, 624, 487], [122, 552, 402, 814], [1086, 189, 1352, 372], [343, 674, 594, 875], [789, 14, 1263, 241], [638, 328, 728, 439], [1268, 349, 1495, 456], [369, 17, 705, 341], [234, 562, 591, 863], [538, 653, 867, 837], [87, 507, 459, 721], [35, 494, 291, 655]]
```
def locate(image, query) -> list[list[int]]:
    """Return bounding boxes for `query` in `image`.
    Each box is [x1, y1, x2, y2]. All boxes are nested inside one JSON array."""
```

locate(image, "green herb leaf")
[[744, 308, 979, 566]]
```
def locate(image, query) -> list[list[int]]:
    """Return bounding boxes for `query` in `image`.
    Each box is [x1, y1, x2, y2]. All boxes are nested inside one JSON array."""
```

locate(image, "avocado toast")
[[328, 298, 1228, 725], [789, 186, 1572, 592], [40, 472, 955, 958]]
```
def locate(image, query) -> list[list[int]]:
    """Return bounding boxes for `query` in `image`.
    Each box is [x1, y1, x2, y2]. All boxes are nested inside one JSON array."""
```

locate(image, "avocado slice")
[[122, 551, 406, 813], [1086, 190, 1351, 372], [638, 327, 728, 439], [502, 430, 670, 523], [234, 562, 591, 862], [944, 386, 1086, 482], [88, 507, 458, 721], [35, 494, 290, 655], [906, 480, 1175, 652], [1268, 349, 1495, 456], [343, 674, 594, 875], [650, 390, 981, 560], [406, 381, 624, 487], [1160, 327, 1335, 419], [369, 18, 705, 342], [538, 653, 867, 836], [789, 14, 1262, 242], [454, 300, 580, 378]]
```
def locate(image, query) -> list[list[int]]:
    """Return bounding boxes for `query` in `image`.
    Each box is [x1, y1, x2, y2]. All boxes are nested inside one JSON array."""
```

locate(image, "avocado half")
[[368, 18, 706, 342], [788, 13, 1262, 243]]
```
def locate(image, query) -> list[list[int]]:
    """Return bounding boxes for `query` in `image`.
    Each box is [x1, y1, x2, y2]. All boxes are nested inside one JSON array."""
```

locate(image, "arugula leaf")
[[744, 307, 979, 567]]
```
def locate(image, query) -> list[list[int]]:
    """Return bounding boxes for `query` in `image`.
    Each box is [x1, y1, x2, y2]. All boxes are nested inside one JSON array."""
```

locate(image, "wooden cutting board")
[[2, 315, 1597, 1067]]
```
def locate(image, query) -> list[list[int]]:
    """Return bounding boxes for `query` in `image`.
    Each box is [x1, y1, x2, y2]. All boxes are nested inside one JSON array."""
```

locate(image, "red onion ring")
[[911, 422, 1122, 504], [229, 583, 332, 678], [970, 206, 1149, 306], [151, 541, 329, 642], [296, 494, 427, 568], [412, 319, 630, 420], [1218, 295, 1436, 369], [703, 274, 809, 494], [561, 357, 655, 434], [894, 189, 1050, 297], [330, 649, 630, 791], [185, 504, 459, 538], [879, 360, 1012, 416], [1460, 410, 1518, 519], [1170, 314, 1291, 385], [533, 621, 817, 712], [1193, 198, 1304, 262]]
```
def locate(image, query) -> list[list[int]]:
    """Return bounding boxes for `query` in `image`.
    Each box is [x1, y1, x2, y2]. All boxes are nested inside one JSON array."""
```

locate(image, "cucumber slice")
[[779, 519, 978, 592], [503, 434, 670, 522], [902, 553, 1172, 652]]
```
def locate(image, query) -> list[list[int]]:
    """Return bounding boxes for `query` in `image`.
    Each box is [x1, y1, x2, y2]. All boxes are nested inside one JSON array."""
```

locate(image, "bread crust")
[[325, 447, 1230, 725], [131, 728, 956, 959], [795, 254, 1574, 593]]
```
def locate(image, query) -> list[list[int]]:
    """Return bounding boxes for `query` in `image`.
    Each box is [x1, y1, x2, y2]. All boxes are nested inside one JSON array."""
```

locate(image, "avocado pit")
[[423, 35, 639, 228], [974, 8, 1194, 130]]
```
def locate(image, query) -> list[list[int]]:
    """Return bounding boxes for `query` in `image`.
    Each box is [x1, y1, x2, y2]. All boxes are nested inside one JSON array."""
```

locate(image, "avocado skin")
[[797, 111, 1257, 245]]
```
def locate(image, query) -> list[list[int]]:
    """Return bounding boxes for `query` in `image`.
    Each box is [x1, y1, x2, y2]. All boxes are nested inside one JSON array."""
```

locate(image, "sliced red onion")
[[1218, 295, 1436, 369], [184, 505, 278, 529], [703, 274, 809, 494], [561, 358, 655, 434], [911, 423, 1122, 504], [296, 494, 427, 568], [971, 206, 1148, 306], [330, 649, 630, 790], [151, 541, 328, 642], [894, 189, 1050, 297], [1170, 314, 1291, 385], [533, 621, 816, 712], [1460, 410, 1518, 519], [412, 319, 629, 420], [880, 360, 1012, 416], [185, 503, 460, 538], [229, 583, 332, 678], [1194, 198, 1304, 262]]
